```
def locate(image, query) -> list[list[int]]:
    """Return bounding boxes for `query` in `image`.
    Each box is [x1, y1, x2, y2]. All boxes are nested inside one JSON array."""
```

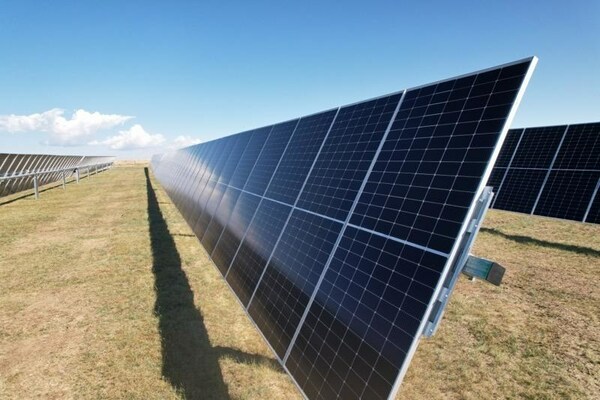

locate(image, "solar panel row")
[[488, 122, 600, 223], [0, 153, 115, 198], [151, 57, 537, 400]]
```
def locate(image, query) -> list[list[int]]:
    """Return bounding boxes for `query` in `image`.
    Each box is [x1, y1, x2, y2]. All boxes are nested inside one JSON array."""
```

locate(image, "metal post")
[[76, 168, 80, 184], [87, 167, 90, 179], [33, 174, 39, 199], [62, 171, 66, 189]]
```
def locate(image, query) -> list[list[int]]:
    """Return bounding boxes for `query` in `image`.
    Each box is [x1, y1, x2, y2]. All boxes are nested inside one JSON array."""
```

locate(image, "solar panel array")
[[151, 57, 537, 400], [0, 154, 115, 197], [487, 122, 600, 223]]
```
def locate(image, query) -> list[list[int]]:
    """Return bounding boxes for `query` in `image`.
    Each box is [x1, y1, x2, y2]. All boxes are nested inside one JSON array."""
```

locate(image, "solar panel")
[[201, 186, 242, 254], [150, 57, 537, 399], [494, 128, 523, 168], [226, 199, 292, 305], [265, 110, 338, 205], [493, 168, 547, 213], [248, 209, 343, 358], [296, 94, 403, 221], [509, 125, 565, 169], [0, 153, 114, 198], [243, 120, 298, 197], [535, 170, 600, 221], [489, 122, 600, 223], [211, 191, 261, 275], [553, 123, 600, 170]]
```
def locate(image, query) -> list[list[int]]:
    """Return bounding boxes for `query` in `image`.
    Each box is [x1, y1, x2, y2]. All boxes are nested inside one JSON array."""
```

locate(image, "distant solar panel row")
[[151, 57, 536, 400], [0, 153, 115, 197], [487, 122, 600, 223]]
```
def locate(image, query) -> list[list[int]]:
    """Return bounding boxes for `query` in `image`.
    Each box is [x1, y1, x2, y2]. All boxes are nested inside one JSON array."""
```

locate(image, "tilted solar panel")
[[151, 57, 537, 399], [0, 153, 114, 198], [488, 122, 600, 223]]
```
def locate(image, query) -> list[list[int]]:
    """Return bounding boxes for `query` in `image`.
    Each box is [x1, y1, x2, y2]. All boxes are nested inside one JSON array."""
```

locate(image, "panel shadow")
[[145, 168, 280, 399], [480, 227, 600, 257]]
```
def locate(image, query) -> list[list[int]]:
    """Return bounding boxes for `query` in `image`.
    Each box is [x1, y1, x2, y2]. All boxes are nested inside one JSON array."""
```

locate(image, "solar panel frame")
[[149, 57, 538, 400], [584, 178, 600, 223]]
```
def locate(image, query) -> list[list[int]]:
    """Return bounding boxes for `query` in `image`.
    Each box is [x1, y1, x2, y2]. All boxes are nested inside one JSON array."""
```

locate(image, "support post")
[[62, 171, 66, 189], [33, 174, 39, 199], [76, 168, 80, 184]]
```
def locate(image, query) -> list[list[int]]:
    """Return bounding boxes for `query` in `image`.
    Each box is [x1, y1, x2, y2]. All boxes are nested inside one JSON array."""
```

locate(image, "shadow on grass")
[[480, 227, 600, 257], [145, 168, 279, 399]]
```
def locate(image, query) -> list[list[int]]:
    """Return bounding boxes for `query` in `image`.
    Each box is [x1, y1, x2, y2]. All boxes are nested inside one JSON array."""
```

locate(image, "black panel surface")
[[218, 131, 254, 184], [227, 199, 291, 306], [202, 186, 242, 255], [486, 167, 506, 191], [211, 191, 261, 275], [194, 182, 228, 240], [492, 168, 546, 213], [229, 126, 272, 189], [286, 226, 447, 400], [244, 120, 298, 196], [296, 94, 402, 221], [509, 125, 565, 169], [534, 170, 600, 221], [248, 209, 343, 358], [495, 128, 523, 168], [351, 61, 529, 254], [266, 110, 338, 205], [553, 122, 600, 170]]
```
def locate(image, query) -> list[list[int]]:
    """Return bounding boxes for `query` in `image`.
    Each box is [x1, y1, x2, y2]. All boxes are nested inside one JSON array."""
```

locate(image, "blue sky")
[[0, 1, 598, 159]]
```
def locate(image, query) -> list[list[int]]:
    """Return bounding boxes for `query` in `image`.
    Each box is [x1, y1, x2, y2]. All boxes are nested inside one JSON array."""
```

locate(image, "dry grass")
[[0, 165, 598, 399]]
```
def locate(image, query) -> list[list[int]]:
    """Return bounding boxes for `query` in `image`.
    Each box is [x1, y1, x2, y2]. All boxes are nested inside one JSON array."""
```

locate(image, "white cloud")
[[90, 124, 165, 150], [0, 108, 132, 145], [169, 135, 202, 149]]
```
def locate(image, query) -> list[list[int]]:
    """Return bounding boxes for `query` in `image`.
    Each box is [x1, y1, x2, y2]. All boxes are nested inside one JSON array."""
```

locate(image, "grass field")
[[0, 164, 598, 399]]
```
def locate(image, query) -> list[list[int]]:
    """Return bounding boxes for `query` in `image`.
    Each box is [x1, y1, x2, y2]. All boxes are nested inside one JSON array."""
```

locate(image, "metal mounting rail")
[[423, 186, 496, 337]]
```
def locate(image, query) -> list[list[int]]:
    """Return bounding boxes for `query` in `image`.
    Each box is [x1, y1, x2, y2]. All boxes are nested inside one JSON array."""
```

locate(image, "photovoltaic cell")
[[211, 191, 261, 275], [492, 168, 547, 213], [218, 130, 254, 184], [244, 120, 298, 196], [266, 110, 338, 205], [229, 126, 272, 190], [226, 199, 291, 306], [149, 57, 537, 400], [486, 167, 506, 191], [194, 182, 228, 240], [553, 123, 600, 170], [296, 94, 403, 221], [351, 61, 530, 254], [248, 209, 343, 358], [286, 226, 447, 400], [494, 128, 523, 168], [509, 125, 565, 169], [202, 186, 242, 255], [534, 170, 600, 221]]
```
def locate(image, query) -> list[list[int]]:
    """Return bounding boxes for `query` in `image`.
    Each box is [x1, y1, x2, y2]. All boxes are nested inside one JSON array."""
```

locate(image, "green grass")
[[0, 164, 598, 399]]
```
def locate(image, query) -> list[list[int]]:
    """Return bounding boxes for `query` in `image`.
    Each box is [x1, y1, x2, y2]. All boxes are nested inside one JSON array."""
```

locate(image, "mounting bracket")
[[422, 186, 500, 338]]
